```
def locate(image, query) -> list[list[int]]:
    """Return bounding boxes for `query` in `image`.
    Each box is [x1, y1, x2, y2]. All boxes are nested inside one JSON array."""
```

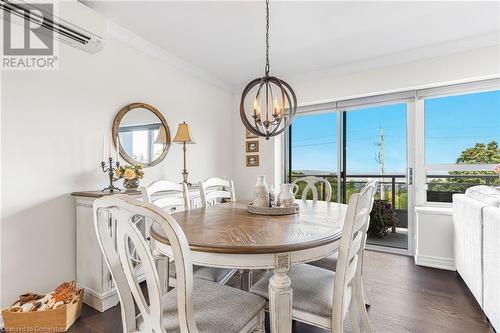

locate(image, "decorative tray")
[[247, 203, 300, 216]]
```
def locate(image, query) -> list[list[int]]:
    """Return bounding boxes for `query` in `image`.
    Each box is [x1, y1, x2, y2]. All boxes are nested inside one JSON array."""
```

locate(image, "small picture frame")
[[246, 155, 260, 167], [246, 140, 259, 153], [246, 129, 258, 139]]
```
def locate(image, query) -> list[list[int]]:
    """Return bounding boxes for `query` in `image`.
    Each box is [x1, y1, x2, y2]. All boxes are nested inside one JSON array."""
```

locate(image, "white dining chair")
[[250, 183, 376, 333], [93, 195, 266, 333], [309, 181, 378, 307], [292, 176, 332, 202], [141, 180, 236, 292], [198, 177, 235, 208]]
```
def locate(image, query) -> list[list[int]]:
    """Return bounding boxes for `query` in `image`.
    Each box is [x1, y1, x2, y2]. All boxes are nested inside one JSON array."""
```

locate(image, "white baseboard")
[[414, 254, 456, 271]]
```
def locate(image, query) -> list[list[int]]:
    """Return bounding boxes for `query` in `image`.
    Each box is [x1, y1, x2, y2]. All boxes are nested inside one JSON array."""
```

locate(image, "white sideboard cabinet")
[[72, 190, 146, 312], [72, 188, 200, 312]]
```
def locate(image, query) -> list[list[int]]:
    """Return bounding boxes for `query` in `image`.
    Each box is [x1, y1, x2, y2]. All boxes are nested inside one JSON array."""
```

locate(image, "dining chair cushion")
[[138, 278, 266, 333], [308, 252, 338, 271], [250, 263, 337, 318], [168, 261, 233, 282]]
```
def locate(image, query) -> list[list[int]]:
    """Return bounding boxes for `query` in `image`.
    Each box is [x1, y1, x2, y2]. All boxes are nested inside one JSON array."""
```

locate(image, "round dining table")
[[150, 200, 347, 333]]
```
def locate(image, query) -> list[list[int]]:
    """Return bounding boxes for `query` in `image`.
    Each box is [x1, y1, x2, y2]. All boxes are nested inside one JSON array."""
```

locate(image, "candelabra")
[[101, 157, 121, 192]]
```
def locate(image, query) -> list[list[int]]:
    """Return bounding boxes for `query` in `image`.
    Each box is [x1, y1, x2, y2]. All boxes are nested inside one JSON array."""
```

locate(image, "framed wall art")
[[246, 155, 259, 167], [246, 140, 259, 153]]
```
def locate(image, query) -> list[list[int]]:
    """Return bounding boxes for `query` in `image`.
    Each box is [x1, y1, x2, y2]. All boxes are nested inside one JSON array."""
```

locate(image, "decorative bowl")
[[247, 203, 299, 216]]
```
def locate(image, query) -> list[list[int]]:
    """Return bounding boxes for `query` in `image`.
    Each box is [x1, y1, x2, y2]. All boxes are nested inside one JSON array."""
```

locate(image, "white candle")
[[115, 137, 120, 162], [108, 131, 113, 159], [101, 134, 105, 162]]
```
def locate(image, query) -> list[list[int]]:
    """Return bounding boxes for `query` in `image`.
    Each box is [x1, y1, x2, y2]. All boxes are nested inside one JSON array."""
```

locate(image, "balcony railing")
[[290, 173, 406, 205], [290, 173, 408, 231], [426, 174, 499, 202], [290, 172, 500, 218]]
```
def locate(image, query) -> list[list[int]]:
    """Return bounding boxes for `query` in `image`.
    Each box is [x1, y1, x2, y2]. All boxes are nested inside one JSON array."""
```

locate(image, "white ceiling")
[[83, 1, 500, 88]]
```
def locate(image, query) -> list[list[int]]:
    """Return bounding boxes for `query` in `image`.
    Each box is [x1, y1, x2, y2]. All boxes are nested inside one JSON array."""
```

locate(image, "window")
[[289, 112, 338, 201], [285, 79, 500, 252], [289, 110, 338, 201], [424, 90, 500, 203], [291, 112, 338, 174], [119, 124, 162, 164], [288, 102, 410, 250]]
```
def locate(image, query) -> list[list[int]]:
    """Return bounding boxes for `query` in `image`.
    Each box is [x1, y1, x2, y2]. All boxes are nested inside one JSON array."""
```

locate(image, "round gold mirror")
[[112, 103, 171, 167]]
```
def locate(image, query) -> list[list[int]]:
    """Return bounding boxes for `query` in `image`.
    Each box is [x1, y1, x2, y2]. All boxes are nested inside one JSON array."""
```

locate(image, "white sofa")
[[484, 205, 500, 332], [453, 185, 500, 331]]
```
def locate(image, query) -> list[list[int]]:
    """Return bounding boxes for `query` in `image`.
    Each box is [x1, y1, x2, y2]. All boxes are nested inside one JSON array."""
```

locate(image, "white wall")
[[231, 45, 500, 198], [0, 28, 233, 305]]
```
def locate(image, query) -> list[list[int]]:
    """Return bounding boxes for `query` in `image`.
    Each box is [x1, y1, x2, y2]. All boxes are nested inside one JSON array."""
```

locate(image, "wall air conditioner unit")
[[0, 0, 105, 54]]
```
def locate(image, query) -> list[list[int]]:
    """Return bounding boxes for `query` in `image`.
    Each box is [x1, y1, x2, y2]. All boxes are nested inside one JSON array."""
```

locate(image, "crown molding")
[[105, 18, 498, 96], [106, 20, 234, 93]]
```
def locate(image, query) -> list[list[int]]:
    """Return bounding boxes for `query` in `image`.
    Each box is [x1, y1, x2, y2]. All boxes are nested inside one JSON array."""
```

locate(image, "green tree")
[[456, 141, 500, 164], [429, 141, 500, 192]]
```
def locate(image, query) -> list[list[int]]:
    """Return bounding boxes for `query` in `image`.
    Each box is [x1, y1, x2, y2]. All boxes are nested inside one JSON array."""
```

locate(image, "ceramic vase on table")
[[253, 175, 269, 207], [277, 183, 297, 207]]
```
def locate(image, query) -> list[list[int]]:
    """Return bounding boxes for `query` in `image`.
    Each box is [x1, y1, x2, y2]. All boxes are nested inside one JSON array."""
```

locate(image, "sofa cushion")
[[465, 185, 500, 207], [483, 206, 500, 332], [453, 194, 485, 305]]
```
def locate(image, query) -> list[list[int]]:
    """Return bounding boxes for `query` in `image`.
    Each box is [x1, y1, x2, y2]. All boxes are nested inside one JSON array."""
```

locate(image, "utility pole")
[[375, 127, 385, 199]]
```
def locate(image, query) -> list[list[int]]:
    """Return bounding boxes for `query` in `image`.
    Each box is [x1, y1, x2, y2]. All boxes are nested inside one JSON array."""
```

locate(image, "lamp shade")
[[173, 122, 195, 144], [154, 126, 167, 144]]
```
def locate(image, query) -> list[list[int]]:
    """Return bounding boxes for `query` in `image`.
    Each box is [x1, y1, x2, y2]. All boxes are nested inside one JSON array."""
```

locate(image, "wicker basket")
[[2, 290, 83, 333], [247, 203, 299, 216]]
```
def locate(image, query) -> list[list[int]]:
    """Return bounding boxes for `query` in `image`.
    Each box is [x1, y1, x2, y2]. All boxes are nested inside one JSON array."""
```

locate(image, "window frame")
[[284, 77, 500, 254], [415, 81, 500, 206], [118, 123, 162, 164]]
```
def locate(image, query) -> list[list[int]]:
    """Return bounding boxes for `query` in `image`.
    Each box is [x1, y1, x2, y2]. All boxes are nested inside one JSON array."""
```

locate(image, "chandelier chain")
[[239, 0, 297, 140], [265, 0, 270, 76]]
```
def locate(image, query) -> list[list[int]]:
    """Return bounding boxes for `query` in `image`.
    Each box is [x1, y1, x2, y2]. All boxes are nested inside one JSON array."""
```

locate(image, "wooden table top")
[[151, 201, 347, 254]]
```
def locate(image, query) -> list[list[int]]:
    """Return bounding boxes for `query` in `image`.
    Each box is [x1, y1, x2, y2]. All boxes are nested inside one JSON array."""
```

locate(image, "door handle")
[[407, 167, 413, 185]]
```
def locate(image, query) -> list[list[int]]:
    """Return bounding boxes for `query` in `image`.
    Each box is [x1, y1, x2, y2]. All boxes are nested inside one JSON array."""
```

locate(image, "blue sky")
[[291, 90, 500, 174]]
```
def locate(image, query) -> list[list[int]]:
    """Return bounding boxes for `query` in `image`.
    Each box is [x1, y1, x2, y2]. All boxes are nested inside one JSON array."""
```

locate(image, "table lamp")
[[173, 121, 195, 184]]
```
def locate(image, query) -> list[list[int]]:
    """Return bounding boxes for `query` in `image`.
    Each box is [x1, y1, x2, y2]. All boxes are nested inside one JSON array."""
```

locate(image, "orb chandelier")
[[240, 0, 297, 140]]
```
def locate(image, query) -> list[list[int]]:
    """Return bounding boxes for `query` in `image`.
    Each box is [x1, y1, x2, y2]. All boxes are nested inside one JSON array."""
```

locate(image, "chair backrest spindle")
[[331, 182, 376, 331], [140, 180, 190, 213], [292, 176, 332, 202], [93, 195, 200, 333]]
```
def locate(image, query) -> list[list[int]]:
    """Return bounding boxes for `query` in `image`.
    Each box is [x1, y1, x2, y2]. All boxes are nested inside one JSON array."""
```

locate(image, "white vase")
[[253, 175, 269, 207], [277, 183, 297, 207]]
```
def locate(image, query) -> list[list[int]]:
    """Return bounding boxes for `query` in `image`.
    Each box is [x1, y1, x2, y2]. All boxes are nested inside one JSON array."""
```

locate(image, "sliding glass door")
[[287, 101, 414, 252], [343, 103, 409, 250]]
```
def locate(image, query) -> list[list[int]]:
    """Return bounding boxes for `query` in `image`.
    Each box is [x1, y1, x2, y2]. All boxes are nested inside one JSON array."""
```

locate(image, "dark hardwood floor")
[[68, 251, 495, 333]]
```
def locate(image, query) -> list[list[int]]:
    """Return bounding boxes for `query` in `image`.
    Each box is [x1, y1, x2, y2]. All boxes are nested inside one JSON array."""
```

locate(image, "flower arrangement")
[[115, 164, 144, 189]]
